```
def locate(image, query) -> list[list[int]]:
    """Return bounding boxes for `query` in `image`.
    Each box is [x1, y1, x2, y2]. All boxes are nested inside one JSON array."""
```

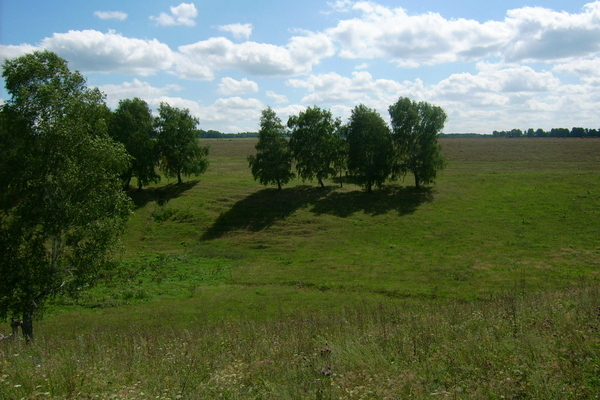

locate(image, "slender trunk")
[[318, 178, 325, 188], [177, 171, 183, 185], [277, 180, 282, 191], [414, 173, 421, 189], [21, 306, 35, 342], [123, 169, 133, 190]]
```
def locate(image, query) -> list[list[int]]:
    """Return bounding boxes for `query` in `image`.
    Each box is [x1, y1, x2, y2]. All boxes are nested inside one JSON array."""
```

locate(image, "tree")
[[346, 104, 394, 193], [288, 106, 341, 188], [109, 98, 161, 189], [248, 107, 294, 190], [155, 103, 209, 185], [333, 124, 349, 188], [389, 97, 447, 189], [0, 51, 132, 340]]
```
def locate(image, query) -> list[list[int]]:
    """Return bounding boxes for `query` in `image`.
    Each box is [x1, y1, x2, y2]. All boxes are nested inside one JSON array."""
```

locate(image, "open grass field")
[[2, 138, 600, 399]]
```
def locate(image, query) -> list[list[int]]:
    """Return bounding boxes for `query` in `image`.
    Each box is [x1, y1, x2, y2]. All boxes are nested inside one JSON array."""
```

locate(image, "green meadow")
[[2, 138, 599, 399]]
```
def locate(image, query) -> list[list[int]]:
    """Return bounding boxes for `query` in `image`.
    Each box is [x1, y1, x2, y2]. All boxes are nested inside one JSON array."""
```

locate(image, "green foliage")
[[389, 97, 447, 188], [109, 98, 160, 189], [248, 107, 295, 190], [346, 104, 394, 192], [0, 51, 132, 339], [156, 102, 209, 185], [288, 106, 342, 187]]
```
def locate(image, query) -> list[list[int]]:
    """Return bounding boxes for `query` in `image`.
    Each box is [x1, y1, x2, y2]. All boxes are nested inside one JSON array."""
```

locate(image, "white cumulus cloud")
[[217, 77, 259, 95], [96, 79, 182, 108], [218, 23, 253, 40], [40, 30, 175, 75], [326, 1, 600, 67], [554, 58, 600, 85], [0, 44, 40, 64], [176, 32, 335, 79], [151, 3, 198, 27]]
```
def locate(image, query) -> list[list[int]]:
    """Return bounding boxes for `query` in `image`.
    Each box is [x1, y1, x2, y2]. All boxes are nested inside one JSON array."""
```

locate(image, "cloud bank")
[[2, 1, 600, 133]]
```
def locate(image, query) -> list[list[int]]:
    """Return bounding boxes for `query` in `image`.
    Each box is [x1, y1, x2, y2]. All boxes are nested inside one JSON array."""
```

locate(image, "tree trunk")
[[21, 306, 35, 342], [123, 169, 133, 190], [177, 171, 183, 185], [414, 173, 421, 189], [318, 178, 325, 188]]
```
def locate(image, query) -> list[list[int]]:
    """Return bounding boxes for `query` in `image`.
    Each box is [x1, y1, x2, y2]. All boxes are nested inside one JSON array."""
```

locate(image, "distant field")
[[115, 137, 600, 299], [3, 138, 599, 399]]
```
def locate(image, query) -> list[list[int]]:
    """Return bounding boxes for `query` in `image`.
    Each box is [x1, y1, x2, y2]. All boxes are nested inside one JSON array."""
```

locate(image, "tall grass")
[[2, 283, 599, 399]]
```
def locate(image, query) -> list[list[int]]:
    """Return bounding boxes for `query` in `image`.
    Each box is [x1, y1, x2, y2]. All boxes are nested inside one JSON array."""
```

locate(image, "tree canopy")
[[346, 104, 395, 193], [109, 97, 160, 189], [248, 107, 294, 190], [288, 106, 342, 188], [0, 51, 132, 340], [389, 97, 447, 189], [155, 102, 209, 185]]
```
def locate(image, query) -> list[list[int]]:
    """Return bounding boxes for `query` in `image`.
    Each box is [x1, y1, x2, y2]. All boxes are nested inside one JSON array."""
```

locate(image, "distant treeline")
[[492, 127, 600, 138], [199, 129, 258, 138], [439, 133, 484, 138]]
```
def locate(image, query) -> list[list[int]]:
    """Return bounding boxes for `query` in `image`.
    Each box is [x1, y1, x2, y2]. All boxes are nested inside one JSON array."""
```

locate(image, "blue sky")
[[1, 0, 599, 133]]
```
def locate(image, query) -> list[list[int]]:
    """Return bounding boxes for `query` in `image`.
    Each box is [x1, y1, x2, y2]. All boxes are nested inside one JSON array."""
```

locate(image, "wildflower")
[[320, 366, 333, 376]]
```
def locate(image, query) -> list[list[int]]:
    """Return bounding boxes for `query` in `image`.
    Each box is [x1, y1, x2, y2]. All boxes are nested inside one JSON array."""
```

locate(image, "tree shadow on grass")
[[310, 185, 434, 217], [202, 184, 434, 240], [202, 185, 333, 240], [127, 180, 199, 208]]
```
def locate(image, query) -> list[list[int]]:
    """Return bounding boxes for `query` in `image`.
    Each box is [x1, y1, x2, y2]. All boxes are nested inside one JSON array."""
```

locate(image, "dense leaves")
[[389, 97, 447, 189], [0, 51, 132, 340], [346, 104, 395, 193], [109, 98, 160, 189], [248, 107, 294, 190], [288, 106, 342, 188], [155, 103, 209, 185]]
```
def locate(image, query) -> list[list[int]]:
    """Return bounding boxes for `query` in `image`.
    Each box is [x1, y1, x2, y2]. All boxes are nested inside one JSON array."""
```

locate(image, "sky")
[[1, 0, 599, 133]]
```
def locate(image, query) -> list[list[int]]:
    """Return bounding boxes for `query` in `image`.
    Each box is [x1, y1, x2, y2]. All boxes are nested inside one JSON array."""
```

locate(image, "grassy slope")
[[122, 137, 600, 300], [2, 138, 600, 399]]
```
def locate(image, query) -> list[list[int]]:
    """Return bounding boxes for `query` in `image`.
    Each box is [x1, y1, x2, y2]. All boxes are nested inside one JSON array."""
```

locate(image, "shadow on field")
[[202, 185, 433, 239], [127, 180, 199, 208], [202, 185, 333, 240], [310, 186, 434, 217]]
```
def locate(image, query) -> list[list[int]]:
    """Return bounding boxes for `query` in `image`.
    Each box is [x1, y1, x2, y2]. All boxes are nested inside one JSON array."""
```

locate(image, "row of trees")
[[492, 127, 600, 138], [199, 129, 258, 139], [0, 51, 210, 340], [110, 99, 209, 188], [248, 99, 447, 192]]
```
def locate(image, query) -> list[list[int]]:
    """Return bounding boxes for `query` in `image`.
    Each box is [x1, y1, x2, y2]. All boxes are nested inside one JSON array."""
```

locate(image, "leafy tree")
[[248, 107, 294, 190], [110, 98, 161, 189], [333, 124, 349, 188], [346, 104, 394, 193], [571, 127, 586, 138], [535, 128, 548, 137], [288, 106, 341, 188], [0, 51, 132, 340], [389, 97, 447, 189], [155, 103, 209, 185]]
